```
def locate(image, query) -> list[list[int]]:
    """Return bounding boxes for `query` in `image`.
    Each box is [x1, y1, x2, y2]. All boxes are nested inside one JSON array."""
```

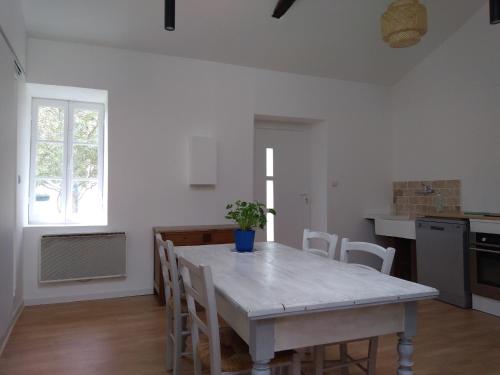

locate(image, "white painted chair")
[[302, 229, 339, 260], [156, 234, 191, 375], [301, 229, 339, 364], [313, 239, 396, 375], [339, 238, 395, 275], [179, 258, 301, 375]]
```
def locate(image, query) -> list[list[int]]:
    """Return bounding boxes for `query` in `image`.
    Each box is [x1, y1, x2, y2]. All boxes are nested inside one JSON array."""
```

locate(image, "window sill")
[[25, 223, 108, 229]]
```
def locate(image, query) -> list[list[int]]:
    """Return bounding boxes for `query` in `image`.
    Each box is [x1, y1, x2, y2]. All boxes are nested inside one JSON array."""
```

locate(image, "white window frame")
[[29, 98, 105, 225]]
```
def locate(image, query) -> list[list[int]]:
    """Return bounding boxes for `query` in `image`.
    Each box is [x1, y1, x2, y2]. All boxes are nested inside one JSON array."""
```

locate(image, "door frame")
[[253, 114, 329, 239]]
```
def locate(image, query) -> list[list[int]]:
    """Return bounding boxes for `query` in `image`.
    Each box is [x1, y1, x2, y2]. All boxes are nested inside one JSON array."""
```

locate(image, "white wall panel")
[[24, 38, 392, 304]]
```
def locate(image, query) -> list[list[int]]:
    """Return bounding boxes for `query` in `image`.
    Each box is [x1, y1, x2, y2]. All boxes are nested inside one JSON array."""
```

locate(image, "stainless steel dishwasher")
[[416, 218, 471, 308]]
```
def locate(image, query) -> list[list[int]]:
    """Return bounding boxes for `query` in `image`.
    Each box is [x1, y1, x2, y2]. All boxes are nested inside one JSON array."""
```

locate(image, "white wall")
[[252, 69, 393, 240], [0, 0, 26, 69], [392, 4, 500, 212], [24, 38, 392, 304]]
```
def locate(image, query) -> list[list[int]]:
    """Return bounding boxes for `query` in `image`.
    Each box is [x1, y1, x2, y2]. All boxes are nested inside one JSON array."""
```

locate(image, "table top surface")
[[175, 242, 438, 318]]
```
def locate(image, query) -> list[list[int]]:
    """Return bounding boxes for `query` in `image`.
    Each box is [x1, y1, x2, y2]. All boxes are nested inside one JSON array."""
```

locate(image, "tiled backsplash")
[[393, 179, 461, 216]]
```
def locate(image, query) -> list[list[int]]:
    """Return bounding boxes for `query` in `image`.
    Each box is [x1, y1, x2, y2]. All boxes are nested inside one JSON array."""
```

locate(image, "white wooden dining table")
[[175, 241, 438, 375]]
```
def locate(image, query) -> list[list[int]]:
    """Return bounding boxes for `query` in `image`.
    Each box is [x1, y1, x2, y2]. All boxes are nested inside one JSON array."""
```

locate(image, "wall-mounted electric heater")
[[39, 232, 126, 284]]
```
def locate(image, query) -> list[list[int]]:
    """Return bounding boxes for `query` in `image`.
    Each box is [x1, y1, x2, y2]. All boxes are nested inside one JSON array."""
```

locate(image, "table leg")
[[397, 333, 414, 375], [397, 302, 417, 375], [252, 359, 272, 375], [250, 320, 275, 375]]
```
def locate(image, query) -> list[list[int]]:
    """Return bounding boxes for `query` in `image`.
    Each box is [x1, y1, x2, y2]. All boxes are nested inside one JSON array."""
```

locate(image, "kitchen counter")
[[422, 213, 500, 234], [365, 212, 500, 239], [423, 212, 500, 221], [469, 219, 500, 234]]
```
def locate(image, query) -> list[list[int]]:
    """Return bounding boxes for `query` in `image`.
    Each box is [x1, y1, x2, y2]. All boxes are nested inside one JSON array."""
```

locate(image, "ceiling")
[[21, 0, 486, 85]]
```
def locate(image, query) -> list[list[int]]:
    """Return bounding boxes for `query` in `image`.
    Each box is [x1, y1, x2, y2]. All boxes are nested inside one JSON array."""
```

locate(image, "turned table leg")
[[250, 320, 275, 375], [397, 302, 417, 375], [252, 359, 272, 375], [397, 333, 414, 375]]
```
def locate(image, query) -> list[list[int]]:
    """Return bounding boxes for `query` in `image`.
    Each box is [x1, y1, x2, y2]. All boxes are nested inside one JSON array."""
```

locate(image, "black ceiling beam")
[[165, 0, 175, 31], [491, 0, 500, 24], [272, 0, 297, 19]]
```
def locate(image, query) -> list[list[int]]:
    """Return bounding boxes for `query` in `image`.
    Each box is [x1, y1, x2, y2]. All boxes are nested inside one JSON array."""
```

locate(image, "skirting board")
[[0, 303, 24, 356], [24, 288, 154, 306], [472, 294, 500, 317]]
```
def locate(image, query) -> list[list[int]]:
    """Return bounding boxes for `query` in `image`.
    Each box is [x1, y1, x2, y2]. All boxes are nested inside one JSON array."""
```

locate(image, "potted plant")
[[225, 200, 276, 252]]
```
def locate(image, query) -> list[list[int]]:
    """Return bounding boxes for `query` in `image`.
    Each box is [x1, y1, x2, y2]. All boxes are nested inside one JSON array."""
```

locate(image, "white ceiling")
[[21, 0, 486, 85]]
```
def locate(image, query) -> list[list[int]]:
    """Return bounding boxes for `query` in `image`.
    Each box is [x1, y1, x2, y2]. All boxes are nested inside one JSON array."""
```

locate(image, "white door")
[[254, 123, 311, 249], [0, 36, 18, 339]]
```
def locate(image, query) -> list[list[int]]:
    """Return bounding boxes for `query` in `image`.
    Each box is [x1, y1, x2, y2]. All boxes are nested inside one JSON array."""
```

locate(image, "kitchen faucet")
[[420, 182, 434, 195]]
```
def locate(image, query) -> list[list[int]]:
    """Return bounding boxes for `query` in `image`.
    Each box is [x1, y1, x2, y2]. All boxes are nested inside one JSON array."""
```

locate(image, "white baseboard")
[[24, 288, 154, 306], [0, 303, 24, 356], [472, 294, 500, 317]]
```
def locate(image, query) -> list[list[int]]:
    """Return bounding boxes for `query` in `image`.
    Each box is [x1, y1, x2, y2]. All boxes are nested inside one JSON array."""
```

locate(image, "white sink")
[[377, 214, 411, 221], [374, 216, 416, 240]]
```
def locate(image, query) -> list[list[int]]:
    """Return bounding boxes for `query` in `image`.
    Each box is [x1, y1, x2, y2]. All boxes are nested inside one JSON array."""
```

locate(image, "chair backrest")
[[339, 238, 395, 275], [302, 229, 339, 259], [179, 258, 221, 375], [156, 234, 182, 315]]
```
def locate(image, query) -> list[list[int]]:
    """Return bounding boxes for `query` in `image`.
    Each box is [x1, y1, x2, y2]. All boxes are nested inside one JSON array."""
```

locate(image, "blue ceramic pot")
[[234, 229, 255, 252]]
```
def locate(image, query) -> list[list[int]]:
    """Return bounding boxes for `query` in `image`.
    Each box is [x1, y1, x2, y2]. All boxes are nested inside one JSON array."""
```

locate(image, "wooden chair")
[[313, 239, 396, 375], [179, 258, 301, 375], [156, 234, 191, 375], [302, 229, 339, 259], [340, 238, 395, 275]]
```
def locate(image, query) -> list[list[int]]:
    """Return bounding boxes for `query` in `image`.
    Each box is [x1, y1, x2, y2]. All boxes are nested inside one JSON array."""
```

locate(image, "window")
[[29, 98, 105, 225], [266, 148, 275, 241]]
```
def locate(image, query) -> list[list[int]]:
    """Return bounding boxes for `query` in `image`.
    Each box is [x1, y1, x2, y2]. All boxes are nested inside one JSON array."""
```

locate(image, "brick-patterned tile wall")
[[393, 179, 461, 216]]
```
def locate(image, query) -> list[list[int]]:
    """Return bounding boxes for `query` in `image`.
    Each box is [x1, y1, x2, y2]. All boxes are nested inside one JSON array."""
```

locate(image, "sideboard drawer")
[[210, 230, 235, 244], [163, 232, 205, 246]]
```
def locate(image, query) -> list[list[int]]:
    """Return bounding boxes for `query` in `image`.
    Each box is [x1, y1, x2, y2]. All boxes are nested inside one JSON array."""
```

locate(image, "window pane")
[[266, 180, 274, 209], [266, 180, 275, 241], [73, 145, 98, 178], [36, 142, 64, 178], [266, 148, 274, 177], [266, 212, 275, 242], [73, 109, 99, 144], [32, 179, 64, 222], [70, 180, 100, 220], [37, 106, 64, 141]]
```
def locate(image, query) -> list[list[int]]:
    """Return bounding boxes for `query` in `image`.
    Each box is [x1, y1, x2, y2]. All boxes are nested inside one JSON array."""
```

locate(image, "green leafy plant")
[[225, 200, 276, 231]]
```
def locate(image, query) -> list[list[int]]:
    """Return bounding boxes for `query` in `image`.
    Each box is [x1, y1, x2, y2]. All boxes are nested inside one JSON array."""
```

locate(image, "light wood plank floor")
[[1, 296, 499, 375]]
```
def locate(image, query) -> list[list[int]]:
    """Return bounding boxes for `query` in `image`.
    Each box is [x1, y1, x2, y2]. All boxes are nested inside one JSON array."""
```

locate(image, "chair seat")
[[198, 327, 294, 372]]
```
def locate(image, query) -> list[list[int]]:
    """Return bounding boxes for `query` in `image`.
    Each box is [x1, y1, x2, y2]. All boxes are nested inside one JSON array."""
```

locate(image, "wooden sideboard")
[[153, 225, 236, 305]]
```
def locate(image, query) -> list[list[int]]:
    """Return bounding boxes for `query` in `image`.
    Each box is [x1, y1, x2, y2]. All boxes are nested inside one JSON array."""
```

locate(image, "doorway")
[[254, 120, 312, 249]]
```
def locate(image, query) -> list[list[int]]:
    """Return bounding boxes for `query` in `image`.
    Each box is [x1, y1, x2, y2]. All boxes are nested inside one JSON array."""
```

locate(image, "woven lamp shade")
[[381, 0, 427, 48]]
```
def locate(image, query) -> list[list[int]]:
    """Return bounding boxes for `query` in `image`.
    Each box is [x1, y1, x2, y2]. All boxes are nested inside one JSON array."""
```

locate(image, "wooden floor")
[[1, 296, 499, 375]]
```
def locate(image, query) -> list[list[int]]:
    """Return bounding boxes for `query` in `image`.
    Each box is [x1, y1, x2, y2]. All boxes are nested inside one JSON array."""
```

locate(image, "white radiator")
[[39, 232, 126, 283]]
